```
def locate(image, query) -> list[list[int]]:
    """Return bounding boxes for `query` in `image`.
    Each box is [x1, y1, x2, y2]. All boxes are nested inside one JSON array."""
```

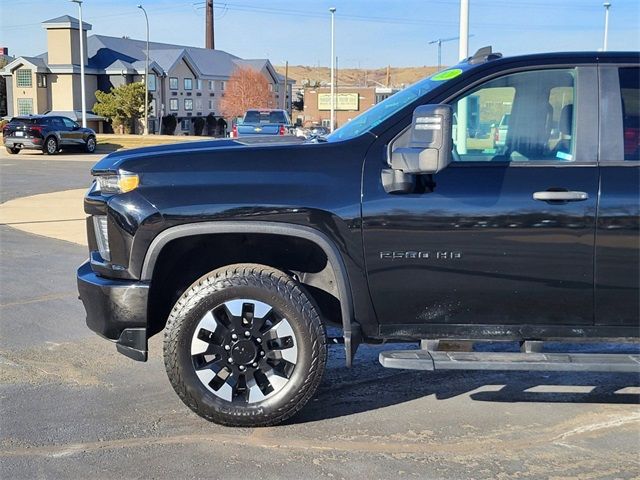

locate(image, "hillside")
[[274, 65, 442, 88]]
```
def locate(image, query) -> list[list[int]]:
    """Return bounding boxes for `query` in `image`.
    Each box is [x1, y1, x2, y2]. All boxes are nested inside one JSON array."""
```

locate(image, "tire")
[[43, 136, 58, 155], [6, 147, 20, 155], [164, 263, 327, 427], [85, 135, 96, 153]]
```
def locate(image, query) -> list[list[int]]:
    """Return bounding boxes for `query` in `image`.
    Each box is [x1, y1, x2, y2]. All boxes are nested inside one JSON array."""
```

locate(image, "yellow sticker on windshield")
[[431, 68, 463, 81]]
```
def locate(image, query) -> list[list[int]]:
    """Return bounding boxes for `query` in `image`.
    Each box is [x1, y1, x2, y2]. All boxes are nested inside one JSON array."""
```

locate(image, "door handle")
[[533, 190, 589, 202]]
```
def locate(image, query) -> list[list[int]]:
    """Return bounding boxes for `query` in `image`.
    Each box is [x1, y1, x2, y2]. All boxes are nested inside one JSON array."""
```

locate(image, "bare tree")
[[219, 67, 274, 118]]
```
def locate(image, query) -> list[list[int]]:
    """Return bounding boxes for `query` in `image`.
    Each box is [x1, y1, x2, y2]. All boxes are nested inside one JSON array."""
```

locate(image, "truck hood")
[[91, 135, 305, 174]]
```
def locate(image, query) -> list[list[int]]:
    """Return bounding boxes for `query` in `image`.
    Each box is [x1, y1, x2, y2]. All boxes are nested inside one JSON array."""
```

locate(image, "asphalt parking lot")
[[1, 148, 639, 479]]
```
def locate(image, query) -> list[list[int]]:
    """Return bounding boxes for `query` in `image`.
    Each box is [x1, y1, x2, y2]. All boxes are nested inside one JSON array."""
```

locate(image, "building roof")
[[42, 15, 92, 31], [44, 110, 106, 121], [86, 34, 277, 80]]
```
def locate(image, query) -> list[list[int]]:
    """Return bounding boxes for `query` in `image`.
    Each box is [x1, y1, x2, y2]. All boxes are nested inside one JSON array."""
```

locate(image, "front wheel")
[[6, 147, 20, 155], [163, 264, 327, 427]]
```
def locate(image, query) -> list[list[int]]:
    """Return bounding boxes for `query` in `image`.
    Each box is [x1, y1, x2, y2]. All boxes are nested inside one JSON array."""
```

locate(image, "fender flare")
[[140, 221, 359, 366]]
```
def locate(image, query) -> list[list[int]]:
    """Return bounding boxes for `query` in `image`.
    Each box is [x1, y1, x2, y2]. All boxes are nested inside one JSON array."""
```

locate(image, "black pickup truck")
[[78, 49, 639, 427]]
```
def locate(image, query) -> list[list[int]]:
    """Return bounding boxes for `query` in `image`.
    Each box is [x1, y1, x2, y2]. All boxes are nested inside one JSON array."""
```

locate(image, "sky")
[[1, 0, 639, 69]]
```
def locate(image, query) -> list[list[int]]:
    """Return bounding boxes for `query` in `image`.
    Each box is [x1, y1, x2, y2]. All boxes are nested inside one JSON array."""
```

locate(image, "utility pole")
[[70, 0, 87, 128], [603, 2, 611, 51], [283, 60, 288, 112], [456, 0, 470, 154], [329, 7, 336, 132], [206, 0, 215, 49], [137, 4, 149, 135]]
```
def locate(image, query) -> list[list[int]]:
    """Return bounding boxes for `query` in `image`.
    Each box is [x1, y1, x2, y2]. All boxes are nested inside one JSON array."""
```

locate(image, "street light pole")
[[329, 7, 336, 132], [603, 2, 611, 51], [70, 0, 87, 128], [456, 0, 470, 155], [458, 0, 469, 61], [138, 4, 150, 135]]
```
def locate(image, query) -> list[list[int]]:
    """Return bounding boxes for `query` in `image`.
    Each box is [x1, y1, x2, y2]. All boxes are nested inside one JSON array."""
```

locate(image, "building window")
[[169, 98, 178, 111], [16, 69, 32, 87], [195, 99, 203, 112], [208, 100, 213, 110], [169, 77, 178, 90], [220, 81, 226, 91], [36, 74, 47, 88], [148, 74, 156, 92], [274, 84, 280, 93], [196, 79, 202, 90], [150, 98, 156, 116], [184, 99, 193, 111], [184, 78, 192, 90], [17, 98, 33, 115], [181, 119, 190, 130], [208, 80, 215, 90]]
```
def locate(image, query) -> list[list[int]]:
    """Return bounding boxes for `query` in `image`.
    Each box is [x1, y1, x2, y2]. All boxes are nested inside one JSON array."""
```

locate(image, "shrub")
[[206, 113, 216, 136], [162, 115, 177, 135], [194, 116, 205, 136]]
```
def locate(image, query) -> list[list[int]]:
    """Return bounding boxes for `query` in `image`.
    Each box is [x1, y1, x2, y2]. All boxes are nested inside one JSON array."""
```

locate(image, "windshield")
[[326, 67, 466, 142]]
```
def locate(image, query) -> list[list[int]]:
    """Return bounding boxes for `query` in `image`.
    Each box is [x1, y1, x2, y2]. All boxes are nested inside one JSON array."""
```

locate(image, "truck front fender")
[[140, 221, 360, 366]]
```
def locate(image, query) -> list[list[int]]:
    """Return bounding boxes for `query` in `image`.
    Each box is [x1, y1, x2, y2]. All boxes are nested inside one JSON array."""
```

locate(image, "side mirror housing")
[[391, 104, 453, 174], [383, 104, 453, 194]]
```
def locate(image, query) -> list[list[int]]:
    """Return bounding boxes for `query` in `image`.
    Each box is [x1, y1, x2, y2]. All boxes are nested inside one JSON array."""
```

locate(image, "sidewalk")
[[0, 189, 87, 245]]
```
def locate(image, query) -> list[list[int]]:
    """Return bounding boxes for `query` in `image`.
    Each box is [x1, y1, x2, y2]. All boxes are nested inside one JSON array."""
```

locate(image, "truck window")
[[243, 111, 288, 124], [451, 69, 576, 163], [620, 67, 640, 161]]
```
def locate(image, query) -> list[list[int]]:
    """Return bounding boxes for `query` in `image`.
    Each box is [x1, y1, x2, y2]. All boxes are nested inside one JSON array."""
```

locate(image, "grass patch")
[[95, 134, 213, 152]]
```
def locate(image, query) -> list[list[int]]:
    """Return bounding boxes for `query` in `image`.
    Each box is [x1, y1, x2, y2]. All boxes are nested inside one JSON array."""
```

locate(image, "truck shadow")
[[289, 343, 640, 424]]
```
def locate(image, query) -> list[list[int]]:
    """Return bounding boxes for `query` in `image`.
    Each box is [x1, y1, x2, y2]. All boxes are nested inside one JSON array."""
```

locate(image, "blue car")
[[233, 109, 292, 137]]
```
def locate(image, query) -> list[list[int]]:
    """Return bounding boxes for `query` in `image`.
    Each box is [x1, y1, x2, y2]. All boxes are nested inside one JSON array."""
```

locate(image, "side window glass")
[[62, 118, 76, 128], [619, 67, 639, 161], [451, 69, 576, 163]]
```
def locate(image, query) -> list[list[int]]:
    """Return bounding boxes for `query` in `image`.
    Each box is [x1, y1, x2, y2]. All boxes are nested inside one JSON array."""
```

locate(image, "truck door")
[[362, 66, 600, 335], [595, 65, 640, 328]]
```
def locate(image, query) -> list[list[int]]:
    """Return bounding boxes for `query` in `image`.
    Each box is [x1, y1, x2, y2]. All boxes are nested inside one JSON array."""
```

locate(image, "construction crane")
[[428, 35, 474, 71]]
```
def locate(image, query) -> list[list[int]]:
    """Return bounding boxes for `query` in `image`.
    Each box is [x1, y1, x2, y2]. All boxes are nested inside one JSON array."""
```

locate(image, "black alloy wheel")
[[164, 264, 327, 427]]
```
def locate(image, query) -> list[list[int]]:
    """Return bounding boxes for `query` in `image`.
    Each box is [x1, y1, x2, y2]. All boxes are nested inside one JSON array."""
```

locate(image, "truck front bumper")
[[77, 260, 149, 361]]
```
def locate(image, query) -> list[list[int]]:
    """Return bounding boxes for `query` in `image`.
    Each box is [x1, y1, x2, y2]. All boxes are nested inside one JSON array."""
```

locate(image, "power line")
[[189, 1, 608, 30]]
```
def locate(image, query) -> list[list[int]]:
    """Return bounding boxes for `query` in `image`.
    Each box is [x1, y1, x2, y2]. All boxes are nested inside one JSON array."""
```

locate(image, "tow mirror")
[[382, 104, 453, 193]]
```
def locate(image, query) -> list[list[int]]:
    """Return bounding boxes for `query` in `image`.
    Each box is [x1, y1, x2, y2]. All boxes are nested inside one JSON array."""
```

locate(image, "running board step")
[[379, 350, 640, 373]]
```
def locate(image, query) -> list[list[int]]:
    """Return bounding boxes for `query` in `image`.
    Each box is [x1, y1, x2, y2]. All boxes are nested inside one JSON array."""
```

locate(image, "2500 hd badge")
[[379, 251, 463, 260]]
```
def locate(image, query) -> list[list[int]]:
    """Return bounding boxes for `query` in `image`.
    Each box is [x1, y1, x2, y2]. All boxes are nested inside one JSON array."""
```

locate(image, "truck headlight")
[[93, 215, 110, 261], [95, 170, 139, 194]]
